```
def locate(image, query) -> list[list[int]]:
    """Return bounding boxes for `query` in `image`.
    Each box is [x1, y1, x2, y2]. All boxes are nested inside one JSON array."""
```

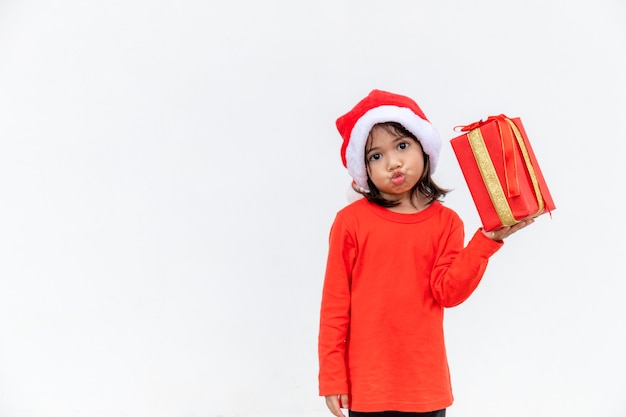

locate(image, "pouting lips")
[[391, 173, 405, 185]]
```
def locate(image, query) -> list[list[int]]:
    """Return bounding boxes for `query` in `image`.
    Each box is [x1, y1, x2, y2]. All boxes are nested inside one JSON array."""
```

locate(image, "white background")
[[0, 1, 625, 416]]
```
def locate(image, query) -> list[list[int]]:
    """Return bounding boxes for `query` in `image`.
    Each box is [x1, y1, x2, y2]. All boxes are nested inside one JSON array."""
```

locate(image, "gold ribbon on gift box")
[[462, 115, 545, 226]]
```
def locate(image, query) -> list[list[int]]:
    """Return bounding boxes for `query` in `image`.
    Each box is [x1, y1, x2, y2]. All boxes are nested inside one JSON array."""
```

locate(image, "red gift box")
[[450, 115, 555, 232]]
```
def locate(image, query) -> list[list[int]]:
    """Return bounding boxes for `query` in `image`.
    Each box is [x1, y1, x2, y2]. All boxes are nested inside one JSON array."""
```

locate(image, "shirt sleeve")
[[318, 213, 355, 396], [430, 224, 504, 308]]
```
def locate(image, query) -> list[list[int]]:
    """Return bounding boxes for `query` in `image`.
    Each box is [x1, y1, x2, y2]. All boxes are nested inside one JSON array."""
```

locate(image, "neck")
[[387, 193, 430, 214]]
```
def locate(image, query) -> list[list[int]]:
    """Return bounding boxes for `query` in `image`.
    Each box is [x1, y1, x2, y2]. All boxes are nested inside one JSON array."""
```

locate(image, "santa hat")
[[336, 89, 442, 194]]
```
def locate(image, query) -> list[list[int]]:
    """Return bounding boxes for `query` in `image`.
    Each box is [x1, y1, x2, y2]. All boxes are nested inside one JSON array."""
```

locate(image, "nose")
[[388, 158, 402, 170]]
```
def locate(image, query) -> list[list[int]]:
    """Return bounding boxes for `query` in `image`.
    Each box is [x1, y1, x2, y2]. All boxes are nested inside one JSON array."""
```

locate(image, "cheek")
[[366, 163, 382, 179]]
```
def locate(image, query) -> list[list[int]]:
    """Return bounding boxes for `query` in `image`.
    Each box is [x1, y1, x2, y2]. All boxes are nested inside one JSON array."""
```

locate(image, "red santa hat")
[[336, 89, 442, 194]]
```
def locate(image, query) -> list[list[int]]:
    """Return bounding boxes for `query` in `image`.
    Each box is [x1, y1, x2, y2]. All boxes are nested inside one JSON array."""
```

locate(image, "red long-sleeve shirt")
[[318, 199, 503, 412]]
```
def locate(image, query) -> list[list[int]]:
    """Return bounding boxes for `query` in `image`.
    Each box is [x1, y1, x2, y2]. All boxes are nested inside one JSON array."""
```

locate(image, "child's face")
[[365, 125, 426, 201]]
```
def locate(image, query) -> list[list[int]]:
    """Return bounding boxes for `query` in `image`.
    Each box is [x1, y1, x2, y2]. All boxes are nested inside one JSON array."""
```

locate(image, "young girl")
[[318, 90, 533, 417]]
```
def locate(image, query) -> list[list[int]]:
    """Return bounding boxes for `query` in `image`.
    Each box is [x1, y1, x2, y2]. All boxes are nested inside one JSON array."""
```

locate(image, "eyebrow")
[[393, 135, 411, 142]]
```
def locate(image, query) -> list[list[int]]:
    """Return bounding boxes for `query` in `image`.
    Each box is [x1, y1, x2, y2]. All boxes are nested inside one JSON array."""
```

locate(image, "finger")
[[325, 396, 345, 417], [340, 394, 349, 409], [492, 226, 510, 240], [513, 219, 534, 231], [331, 406, 344, 417], [503, 219, 534, 238], [333, 403, 346, 417]]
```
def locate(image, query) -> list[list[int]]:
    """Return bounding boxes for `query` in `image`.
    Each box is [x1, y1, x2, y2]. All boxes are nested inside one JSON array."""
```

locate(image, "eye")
[[368, 153, 382, 162], [398, 142, 409, 150]]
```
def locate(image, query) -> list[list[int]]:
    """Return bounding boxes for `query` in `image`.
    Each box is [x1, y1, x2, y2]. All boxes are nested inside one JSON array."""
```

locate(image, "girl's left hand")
[[324, 394, 349, 417], [483, 218, 534, 241]]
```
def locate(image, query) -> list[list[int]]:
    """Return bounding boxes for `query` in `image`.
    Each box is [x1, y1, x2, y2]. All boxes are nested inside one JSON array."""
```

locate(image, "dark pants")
[[349, 410, 446, 417]]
